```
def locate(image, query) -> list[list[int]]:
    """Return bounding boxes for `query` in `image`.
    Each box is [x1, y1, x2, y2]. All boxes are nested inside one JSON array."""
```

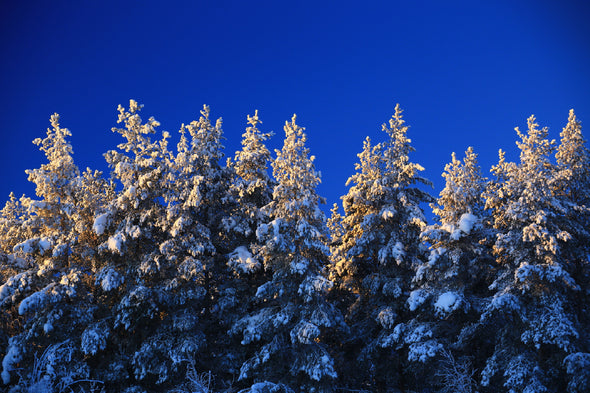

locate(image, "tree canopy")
[[0, 102, 588, 393]]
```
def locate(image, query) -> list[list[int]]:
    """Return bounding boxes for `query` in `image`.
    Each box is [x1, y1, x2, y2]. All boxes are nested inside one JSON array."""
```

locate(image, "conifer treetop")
[[271, 114, 325, 223], [432, 146, 487, 225], [26, 113, 80, 202]]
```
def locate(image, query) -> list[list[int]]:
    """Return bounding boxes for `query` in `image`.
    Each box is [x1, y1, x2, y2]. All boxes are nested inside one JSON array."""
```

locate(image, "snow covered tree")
[[211, 111, 276, 379], [224, 110, 274, 251], [553, 110, 590, 296], [556, 110, 590, 206], [416, 147, 494, 391], [88, 100, 221, 391], [164, 105, 252, 388], [330, 104, 433, 390], [479, 114, 589, 392], [0, 193, 31, 254], [430, 147, 487, 225], [231, 114, 344, 392], [23, 114, 80, 241], [0, 114, 111, 392], [554, 110, 590, 392], [418, 147, 492, 298]]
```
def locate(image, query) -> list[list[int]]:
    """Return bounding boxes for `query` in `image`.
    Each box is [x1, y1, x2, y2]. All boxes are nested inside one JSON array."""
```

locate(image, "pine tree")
[[215, 111, 275, 379], [416, 147, 493, 391], [330, 104, 433, 390], [0, 114, 108, 391], [231, 114, 343, 391], [0, 193, 31, 254], [224, 110, 274, 250], [90, 100, 221, 391], [554, 110, 590, 392], [480, 115, 589, 392], [556, 110, 590, 206], [418, 147, 491, 294], [23, 114, 80, 241]]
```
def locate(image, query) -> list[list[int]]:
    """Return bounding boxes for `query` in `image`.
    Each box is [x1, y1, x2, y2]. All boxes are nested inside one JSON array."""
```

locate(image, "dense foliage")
[[1, 101, 588, 393]]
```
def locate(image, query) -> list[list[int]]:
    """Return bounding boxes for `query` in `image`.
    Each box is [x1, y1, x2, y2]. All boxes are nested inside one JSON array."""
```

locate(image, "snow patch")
[[93, 212, 111, 235], [434, 291, 461, 315], [290, 257, 309, 275], [229, 246, 260, 274], [428, 247, 446, 266], [97, 267, 124, 291], [291, 321, 320, 344], [377, 307, 397, 329], [18, 284, 55, 315], [13, 237, 52, 255], [107, 232, 126, 254], [38, 238, 52, 253], [378, 241, 405, 265], [298, 275, 333, 303], [407, 289, 428, 311], [81, 323, 109, 356], [458, 213, 477, 234], [1, 339, 21, 384]]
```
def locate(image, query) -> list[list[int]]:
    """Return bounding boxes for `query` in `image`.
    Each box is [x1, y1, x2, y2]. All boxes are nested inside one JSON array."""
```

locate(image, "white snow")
[[458, 213, 477, 234], [291, 321, 320, 344], [107, 232, 125, 254], [0, 271, 32, 306], [407, 289, 428, 311], [255, 282, 273, 299], [377, 307, 397, 329], [434, 291, 460, 315], [229, 246, 260, 274], [43, 322, 53, 334], [14, 237, 52, 255], [171, 216, 190, 237], [124, 185, 137, 200], [298, 275, 333, 302], [290, 257, 309, 274], [52, 243, 67, 257], [428, 247, 446, 266], [1, 340, 21, 384], [378, 241, 405, 265], [18, 284, 54, 315], [391, 241, 405, 264], [408, 340, 442, 363], [178, 257, 204, 280], [126, 224, 141, 239], [38, 237, 52, 253], [247, 382, 290, 393], [81, 324, 109, 355], [450, 228, 462, 241], [98, 268, 124, 291], [37, 259, 55, 277], [13, 239, 35, 254]]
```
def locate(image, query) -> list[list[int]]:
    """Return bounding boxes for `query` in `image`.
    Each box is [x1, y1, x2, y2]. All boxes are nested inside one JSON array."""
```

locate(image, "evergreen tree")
[[224, 110, 274, 249], [416, 147, 494, 391], [0, 193, 32, 254], [554, 110, 590, 392], [216, 111, 275, 378], [0, 114, 109, 392], [231, 114, 343, 391], [330, 104, 433, 390], [91, 101, 222, 391], [556, 110, 590, 206], [2, 99, 589, 393], [480, 115, 589, 392]]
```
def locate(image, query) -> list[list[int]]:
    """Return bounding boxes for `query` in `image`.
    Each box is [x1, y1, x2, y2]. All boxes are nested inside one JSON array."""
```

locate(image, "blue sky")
[[1, 0, 589, 221]]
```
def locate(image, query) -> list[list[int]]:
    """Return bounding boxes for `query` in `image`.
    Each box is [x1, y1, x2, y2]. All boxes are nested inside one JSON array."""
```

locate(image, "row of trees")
[[0, 101, 589, 393]]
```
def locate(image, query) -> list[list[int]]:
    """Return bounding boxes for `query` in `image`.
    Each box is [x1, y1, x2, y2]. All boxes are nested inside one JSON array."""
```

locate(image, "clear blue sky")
[[1, 0, 589, 221]]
